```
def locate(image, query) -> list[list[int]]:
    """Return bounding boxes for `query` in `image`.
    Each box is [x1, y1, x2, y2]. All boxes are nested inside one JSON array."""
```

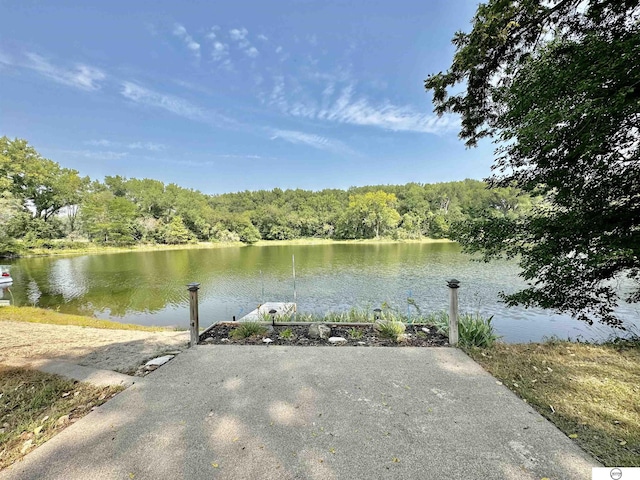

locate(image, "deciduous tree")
[[426, 0, 640, 326]]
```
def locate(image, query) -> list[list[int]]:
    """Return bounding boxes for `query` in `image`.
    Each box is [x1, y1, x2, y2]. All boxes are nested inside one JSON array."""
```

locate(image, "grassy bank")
[[0, 365, 122, 470], [0, 306, 167, 332], [251, 237, 453, 247], [12, 237, 453, 258], [21, 240, 244, 258], [466, 340, 640, 467]]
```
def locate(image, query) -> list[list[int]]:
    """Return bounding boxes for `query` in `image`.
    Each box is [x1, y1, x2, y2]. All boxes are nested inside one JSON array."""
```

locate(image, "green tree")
[[342, 191, 401, 239], [0, 192, 22, 256], [163, 216, 195, 244], [426, 1, 640, 326], [81, 191, 137, 244], [0, 137, 88, 222]]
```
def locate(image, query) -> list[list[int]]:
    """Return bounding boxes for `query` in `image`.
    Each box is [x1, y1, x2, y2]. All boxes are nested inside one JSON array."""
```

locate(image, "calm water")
[[2, 243, 638, 342]]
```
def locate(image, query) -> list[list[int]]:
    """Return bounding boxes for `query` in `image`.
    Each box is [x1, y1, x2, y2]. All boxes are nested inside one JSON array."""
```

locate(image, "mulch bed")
[[199, 323, 449, 347]]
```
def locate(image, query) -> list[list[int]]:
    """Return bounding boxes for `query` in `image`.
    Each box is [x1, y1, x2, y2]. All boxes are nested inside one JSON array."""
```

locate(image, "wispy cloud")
[[317, 85, 457, 134], [216, 153, 263, 159], [229, 27, 259, 58], [66, 150, 129, 161], [270, 129, 355, 155], [229, 28, 248, 42], [85, 139, 113, 147], [211, 41, 229, 61], [257, 34, 269, 42], [204, 27, 231, 66], [173, 23, 201, 59], [270, 80, 457, 135], [172, 78, 214, 95], [20, 53, 106, 91], [85, 139, 166, 152], [121, 82, 207, 121], [205, 25, 220, 40], [0, 50, 13, 68], [128, 141, 166, 151], [120, 81, 237, 127]]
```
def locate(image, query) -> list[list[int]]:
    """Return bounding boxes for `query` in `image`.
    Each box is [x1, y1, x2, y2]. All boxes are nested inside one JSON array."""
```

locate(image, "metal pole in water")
[[187, 282, 201, 348], [447, 279, 460, 346]]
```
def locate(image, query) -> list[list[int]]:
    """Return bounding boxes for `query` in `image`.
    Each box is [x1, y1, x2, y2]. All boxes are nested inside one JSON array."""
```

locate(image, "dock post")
[[447, 279, 460, 346], [187, 283, 201, 348]]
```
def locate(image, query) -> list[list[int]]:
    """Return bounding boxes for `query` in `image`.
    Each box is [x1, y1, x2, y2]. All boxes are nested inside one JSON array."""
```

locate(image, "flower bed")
[[199, 322, 448, 347]]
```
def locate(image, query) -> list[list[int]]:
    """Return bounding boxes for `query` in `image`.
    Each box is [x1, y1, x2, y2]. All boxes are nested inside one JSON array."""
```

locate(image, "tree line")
[[0, 136, 533, 256]]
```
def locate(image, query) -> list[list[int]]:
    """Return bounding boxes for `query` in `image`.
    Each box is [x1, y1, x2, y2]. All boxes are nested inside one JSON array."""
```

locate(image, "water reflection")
[[1, 284, 14, 305], [4, 243, 639, 342]]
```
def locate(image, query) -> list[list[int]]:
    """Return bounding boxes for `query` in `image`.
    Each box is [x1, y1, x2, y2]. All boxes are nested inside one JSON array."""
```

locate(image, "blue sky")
[[0, 0, 494, 194]]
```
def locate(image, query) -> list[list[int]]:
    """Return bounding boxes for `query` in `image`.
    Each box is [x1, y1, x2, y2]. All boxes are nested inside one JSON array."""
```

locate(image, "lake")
[[2, 242, 638, 342]]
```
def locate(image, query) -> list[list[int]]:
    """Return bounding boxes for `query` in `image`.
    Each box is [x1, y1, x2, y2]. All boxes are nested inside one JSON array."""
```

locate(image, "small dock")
[[238, 302, 296, 322]]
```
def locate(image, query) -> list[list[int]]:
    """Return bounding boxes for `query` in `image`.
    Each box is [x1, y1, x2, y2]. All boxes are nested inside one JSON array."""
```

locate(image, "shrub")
[[432, 312, 500, 348], [347, 327, 364, 339], [230, 322, 268, 339], [279, 328, 294, 340], [375, 320, 406, 342]]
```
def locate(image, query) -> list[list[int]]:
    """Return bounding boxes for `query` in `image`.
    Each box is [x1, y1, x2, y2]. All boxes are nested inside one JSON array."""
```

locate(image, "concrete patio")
[[1, 346, 598, 479]]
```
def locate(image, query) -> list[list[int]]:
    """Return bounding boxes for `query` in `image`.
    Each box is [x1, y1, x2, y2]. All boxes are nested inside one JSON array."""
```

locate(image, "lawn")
[[0, 306, 166, 332], [0, 365, 122, 470], [466, 339, 640, 467]]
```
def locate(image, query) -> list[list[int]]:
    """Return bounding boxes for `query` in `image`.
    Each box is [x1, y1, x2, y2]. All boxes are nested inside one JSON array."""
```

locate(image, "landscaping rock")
[[329, 337, 347, 344], [145, 355, 174, 367], [308, 324, 331, 339], [263, 338, 273, 344]]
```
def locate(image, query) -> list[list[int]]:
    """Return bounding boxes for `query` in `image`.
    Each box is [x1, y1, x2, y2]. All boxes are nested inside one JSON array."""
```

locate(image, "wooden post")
[[447, 279, 460, 346], [187, 283, 201, 348]]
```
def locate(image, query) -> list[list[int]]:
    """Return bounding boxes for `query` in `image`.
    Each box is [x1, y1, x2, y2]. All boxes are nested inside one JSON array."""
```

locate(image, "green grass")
[[467, 339, 640, 467], [0, 306, 168, 332], [375, 320, 406, 342], [0, 366, 122, 470], [279, 328, 294, 340], [230, 322, 268, 339], [22, 240, 244, 258], [15, 237, 452, 258], [431, 312, 500, 348], [347, 327, 364, 339], [294, 308, 444, 324]]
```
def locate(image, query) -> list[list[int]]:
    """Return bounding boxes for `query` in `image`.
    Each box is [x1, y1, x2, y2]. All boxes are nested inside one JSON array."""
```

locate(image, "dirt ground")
[[0, 321, 189, 374]]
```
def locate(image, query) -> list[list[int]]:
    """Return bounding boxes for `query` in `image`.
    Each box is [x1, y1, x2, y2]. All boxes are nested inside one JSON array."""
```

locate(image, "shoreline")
[[9, 237, 455, 259]]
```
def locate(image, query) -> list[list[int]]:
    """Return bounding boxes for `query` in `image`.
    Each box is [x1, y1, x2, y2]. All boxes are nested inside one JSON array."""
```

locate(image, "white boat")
[[0, 265, 12, 285]]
